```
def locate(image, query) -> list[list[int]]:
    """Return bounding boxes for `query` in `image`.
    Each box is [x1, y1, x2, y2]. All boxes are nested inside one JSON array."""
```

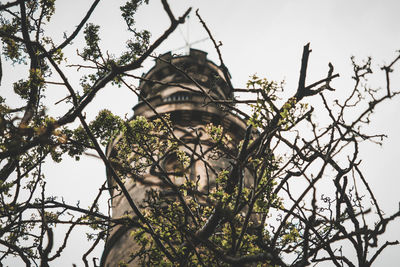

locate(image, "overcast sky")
[[2, 0, 400, 266]]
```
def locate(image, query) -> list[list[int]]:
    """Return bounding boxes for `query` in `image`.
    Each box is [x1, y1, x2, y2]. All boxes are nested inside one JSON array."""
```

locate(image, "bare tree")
[[0, 0, 399, 266]]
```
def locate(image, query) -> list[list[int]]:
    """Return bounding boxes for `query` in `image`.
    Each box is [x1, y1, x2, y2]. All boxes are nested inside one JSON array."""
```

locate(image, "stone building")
[[101, 49, 249, 266]]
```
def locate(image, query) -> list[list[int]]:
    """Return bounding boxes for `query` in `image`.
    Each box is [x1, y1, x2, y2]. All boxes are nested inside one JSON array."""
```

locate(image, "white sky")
[[2, 0, 400, 266]]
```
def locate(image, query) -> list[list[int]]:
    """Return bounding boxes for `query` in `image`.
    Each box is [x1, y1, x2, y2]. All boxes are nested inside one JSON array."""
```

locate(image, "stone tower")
[[101, 49, 248, 266]]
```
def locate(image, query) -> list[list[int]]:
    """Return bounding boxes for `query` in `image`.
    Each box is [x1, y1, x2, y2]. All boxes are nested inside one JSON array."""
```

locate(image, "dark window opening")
[[163, 92, 192, 102]]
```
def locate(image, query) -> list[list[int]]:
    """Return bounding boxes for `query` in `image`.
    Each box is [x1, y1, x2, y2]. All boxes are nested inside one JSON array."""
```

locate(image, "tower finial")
[[172, 15, 209, 55]]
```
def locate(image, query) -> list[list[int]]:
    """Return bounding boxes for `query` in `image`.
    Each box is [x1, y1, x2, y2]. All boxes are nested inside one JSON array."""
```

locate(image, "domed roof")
[[138, 49, 233, 100]]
